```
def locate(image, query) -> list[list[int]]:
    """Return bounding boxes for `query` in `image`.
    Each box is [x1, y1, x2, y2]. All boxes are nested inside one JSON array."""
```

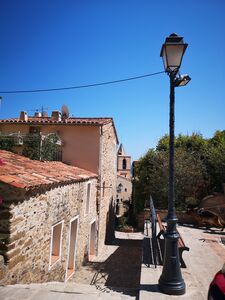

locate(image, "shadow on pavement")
[[139, 283, 159, 293], [142, 237, 164, 268], [203, 229, 225, 236], [179, 223, 225, 234], [86, 237, 143, 298]]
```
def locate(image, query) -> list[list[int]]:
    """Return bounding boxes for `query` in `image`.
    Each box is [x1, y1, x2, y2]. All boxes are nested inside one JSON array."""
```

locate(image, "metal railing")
[[149, 196, 157, 268]]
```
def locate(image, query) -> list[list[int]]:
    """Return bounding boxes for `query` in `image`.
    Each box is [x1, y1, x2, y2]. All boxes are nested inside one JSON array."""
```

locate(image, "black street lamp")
[[158, 33, 191, 295]]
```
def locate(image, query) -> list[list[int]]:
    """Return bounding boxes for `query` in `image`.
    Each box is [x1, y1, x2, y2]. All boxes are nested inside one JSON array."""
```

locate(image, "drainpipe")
[[96, 125, 103, 255], [39, 132, 43, 161]]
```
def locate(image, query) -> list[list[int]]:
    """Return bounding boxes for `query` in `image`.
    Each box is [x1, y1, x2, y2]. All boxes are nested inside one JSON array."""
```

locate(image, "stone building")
[[116, 144, 132, 215], [0, 150, 98, 284], [0, 110, 119, 252]]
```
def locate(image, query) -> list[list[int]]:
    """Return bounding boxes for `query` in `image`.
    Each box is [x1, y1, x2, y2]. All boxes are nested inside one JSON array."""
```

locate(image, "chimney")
[[42, 111, 48, 117], [34, 112, 41, 117], [51, 110, 62, 121], [19, 111, 28, 122]]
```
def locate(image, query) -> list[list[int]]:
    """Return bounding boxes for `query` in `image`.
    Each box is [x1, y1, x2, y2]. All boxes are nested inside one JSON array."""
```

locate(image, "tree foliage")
[[0, 137, 16, 151], [41, 134, 61, 161], [23, 133, 61, 161], [22, 135, 41, 160], [133, 131, 225, 212], [206, 131, 225, 192], [0, 133, 61, 161]]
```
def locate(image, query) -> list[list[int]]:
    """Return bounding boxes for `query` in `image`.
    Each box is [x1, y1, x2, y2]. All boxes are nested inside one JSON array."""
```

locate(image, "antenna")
[[27, 106, 49, 117], [61, 105, 69, 119], [27, 106, 49, 113]]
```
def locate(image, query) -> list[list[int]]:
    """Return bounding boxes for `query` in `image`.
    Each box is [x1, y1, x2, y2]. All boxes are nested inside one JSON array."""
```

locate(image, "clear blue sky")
[[0, 0, 224, 160]]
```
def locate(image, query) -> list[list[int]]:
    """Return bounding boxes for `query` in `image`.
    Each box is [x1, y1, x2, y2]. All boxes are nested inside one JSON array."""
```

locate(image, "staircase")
[[0, 281, 136, 299]]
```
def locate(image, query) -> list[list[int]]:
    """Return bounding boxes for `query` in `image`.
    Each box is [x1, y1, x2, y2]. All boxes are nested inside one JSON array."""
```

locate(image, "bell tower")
[[117, 144, 131, 179]]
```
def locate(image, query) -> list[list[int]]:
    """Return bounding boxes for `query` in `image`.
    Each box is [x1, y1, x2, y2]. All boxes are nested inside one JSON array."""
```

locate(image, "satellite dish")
[[61, 105, 69, 119]]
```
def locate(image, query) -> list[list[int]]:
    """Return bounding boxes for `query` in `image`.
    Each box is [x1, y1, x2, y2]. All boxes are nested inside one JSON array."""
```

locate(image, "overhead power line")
[[0, 71, 165, 94]]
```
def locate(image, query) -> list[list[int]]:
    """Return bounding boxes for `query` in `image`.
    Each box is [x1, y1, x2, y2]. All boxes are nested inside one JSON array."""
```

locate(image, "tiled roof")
[[0, 117, 113, 125], [0, 150, 97, 190]]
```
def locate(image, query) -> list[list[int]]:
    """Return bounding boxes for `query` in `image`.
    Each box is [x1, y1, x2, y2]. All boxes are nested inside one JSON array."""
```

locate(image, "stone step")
[[0, 281, 137, 299]]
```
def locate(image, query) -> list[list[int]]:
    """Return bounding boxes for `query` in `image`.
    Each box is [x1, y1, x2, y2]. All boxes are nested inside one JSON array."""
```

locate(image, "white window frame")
[[89, 218, 96, 260], [85, 181, 91, 215], [49, 220, 64, 270], [65, 215, 79, 281]]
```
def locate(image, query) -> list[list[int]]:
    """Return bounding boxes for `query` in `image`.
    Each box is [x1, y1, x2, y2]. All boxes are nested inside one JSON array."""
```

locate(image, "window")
[[66, 216, 79, 280], [49, 221, 63, 268], [89, 220, 96, 261], [29, 126, 40, 134], [117, 183, 123, 193], [122, 159, 127, 170], [86, 183, 91, 214]]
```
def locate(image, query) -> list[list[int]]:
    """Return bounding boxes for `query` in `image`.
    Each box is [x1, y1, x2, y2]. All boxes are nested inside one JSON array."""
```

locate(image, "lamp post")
[[158, 33, 191, 295]]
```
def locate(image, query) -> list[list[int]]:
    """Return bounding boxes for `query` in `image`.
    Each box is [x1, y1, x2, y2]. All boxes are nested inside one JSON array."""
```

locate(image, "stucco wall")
[[0, 178, 98, 284], [0, 124, 100, 174]]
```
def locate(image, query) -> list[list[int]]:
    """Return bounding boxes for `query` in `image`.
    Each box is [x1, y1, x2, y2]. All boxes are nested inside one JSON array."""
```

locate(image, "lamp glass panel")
[[162, 47, 168, 70], [178, 79, 189, 86], [165, 44, 185, 71]]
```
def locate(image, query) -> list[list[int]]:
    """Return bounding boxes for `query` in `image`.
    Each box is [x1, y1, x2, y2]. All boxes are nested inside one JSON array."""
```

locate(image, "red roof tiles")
[[0, 117, 113, 125], [0, 150, 97, 190]]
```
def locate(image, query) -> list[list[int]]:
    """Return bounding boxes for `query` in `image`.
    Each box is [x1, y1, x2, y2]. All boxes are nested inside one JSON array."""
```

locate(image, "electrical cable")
[[0, 71, 165, 94]]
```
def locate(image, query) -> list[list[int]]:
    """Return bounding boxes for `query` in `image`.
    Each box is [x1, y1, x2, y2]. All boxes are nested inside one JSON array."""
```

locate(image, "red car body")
[[208, 270, 225, 300]]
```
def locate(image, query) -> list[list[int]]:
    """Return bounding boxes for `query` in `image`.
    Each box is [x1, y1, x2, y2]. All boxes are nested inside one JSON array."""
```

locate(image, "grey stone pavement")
[[140, 223, 225, 300], [0, 282, 135, 300], [0, 227, 224, 299]]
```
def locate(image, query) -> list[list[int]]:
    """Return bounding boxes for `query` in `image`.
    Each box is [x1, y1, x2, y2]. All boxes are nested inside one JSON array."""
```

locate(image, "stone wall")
[[0, 178, 98, 284], [98, 123, 117, 248], [116, 176, 132, 213], [137, 209, 212, 232], [117, 155, 131, 179]]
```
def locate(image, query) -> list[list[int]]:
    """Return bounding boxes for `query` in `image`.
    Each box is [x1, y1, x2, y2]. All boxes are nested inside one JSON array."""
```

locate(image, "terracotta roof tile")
[[0, 117, 113, 126], [0, 150, 97, 190]]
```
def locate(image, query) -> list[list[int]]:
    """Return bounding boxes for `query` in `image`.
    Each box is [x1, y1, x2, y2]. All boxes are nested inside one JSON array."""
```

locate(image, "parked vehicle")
[[208, 263, 225, 300]]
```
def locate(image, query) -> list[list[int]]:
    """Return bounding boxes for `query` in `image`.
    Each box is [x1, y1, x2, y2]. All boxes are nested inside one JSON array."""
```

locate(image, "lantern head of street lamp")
[[174, 74, 191, 87], [160, 33, 188, 74]]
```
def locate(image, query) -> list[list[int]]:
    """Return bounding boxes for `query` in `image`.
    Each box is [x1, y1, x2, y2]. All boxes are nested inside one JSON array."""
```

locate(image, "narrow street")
[[1, 226, 224, 299]]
